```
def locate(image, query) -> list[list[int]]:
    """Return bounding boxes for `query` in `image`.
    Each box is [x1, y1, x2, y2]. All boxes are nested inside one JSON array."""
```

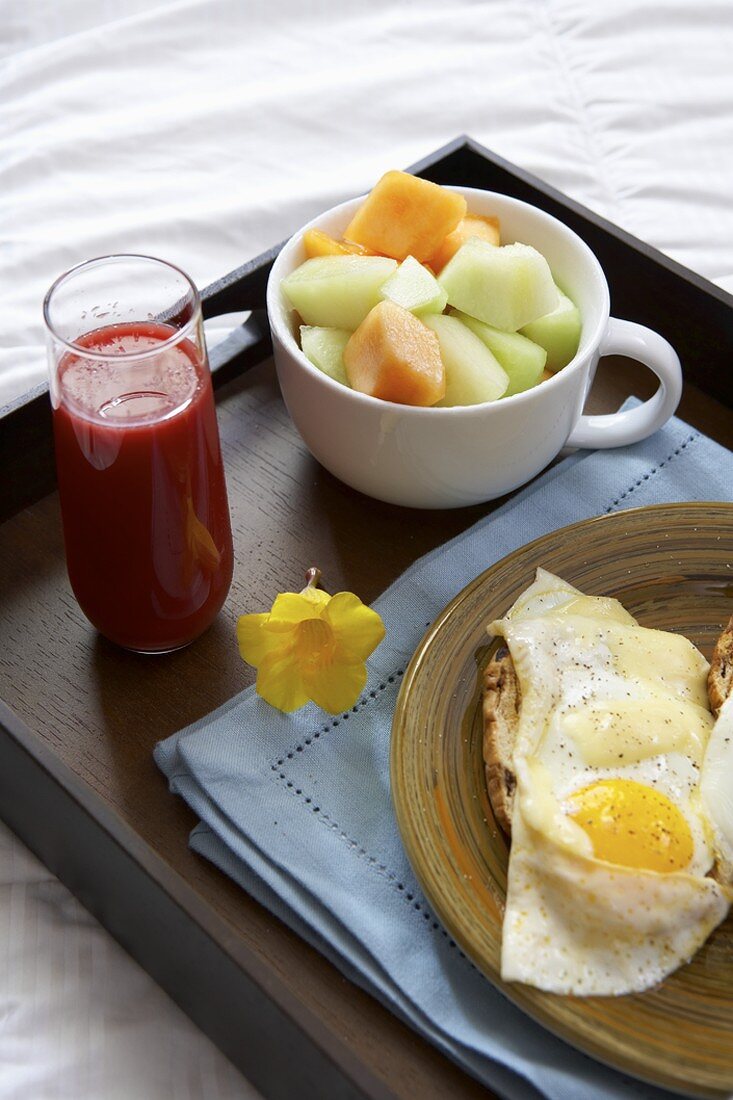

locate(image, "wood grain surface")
[[0, 354, 731, 1100]]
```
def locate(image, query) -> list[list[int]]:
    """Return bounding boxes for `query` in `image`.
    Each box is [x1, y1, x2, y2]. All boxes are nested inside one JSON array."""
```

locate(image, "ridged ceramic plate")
[[391, 503, 733, 1098]]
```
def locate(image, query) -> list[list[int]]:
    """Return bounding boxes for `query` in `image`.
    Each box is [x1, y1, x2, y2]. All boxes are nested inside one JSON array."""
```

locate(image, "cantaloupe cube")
[[343, 300, 445, 406], [344, 171, 466, 262], [430, 214, 501, 273], [281, 255, 397, 329], [380, 255, 448, 315], [300, 326, 351, 387], [303, 229, 375, 258], [438, 239, 558, 331]]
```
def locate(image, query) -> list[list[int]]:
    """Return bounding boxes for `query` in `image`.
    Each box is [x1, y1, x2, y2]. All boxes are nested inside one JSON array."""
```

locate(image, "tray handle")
[[206, 309, 271, 386], [200, 242, 282, 386]]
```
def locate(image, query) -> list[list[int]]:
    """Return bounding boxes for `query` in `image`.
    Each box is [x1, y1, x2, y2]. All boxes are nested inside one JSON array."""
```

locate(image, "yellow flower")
[[237, 578, 386, 714]]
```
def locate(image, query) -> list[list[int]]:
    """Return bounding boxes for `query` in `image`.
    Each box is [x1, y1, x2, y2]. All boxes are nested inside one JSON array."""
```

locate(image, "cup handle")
[[565, 318, 682, 449]]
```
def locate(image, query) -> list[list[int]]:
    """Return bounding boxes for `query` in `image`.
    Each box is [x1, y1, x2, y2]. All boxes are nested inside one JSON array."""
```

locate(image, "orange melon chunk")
[[343, 300, 445, 406], [344, 171, 467, 262], [303, 228, 375, 258], [430, 214, 501, 273]]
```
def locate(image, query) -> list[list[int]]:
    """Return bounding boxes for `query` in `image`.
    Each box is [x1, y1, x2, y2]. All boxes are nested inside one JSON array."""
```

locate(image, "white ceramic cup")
[[266, 187, 682, 509]]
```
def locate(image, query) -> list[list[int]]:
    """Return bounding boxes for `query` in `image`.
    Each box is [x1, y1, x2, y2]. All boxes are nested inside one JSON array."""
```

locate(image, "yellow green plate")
[[391, 502, 733, 1098]]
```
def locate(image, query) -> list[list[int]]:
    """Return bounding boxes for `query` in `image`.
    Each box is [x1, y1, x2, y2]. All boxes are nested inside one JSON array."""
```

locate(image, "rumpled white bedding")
[[1, 0, 731, 1096]]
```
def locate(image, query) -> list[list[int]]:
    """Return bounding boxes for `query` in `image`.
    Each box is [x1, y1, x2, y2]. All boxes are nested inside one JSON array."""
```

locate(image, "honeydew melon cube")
[[300, 326, 351, 387], [281, 255, 397, 330], [379, 255, 448, 316], [519, 289, 582, 371], [451, 310, 546, 397], [422, 314, 508, 406], [438, 239, 559, 332]]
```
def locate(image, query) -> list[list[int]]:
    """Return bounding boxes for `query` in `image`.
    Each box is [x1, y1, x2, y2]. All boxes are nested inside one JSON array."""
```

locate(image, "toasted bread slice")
[[709, 616, 733, 717], [482, 645, 520, 835]]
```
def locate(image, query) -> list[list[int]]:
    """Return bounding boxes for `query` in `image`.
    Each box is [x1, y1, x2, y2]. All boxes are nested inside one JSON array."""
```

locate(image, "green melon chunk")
[[438, 239, 558, 332], [300, 326, 351, 387], [451, 310, 546, 397], [519, 289, 582, 371], [422, 314, 508, 406], [281, 255, 397, 329], [379, 255, 448, 316]]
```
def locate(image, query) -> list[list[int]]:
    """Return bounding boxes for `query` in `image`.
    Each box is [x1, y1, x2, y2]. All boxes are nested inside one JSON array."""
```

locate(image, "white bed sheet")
[[1, 1, 731, 1096]]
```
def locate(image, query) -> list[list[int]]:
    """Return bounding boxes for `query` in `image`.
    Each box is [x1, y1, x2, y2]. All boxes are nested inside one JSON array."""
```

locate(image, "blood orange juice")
[[51, 317, 233, 652]]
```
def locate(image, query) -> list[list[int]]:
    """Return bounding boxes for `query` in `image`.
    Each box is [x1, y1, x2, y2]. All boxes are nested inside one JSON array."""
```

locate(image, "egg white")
[[701, 692, 733, 883]]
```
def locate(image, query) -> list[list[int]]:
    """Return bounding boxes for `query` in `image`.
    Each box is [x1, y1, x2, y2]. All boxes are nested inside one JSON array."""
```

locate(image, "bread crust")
[[709, 616, 733, 717], [482, 646, 520, 836]]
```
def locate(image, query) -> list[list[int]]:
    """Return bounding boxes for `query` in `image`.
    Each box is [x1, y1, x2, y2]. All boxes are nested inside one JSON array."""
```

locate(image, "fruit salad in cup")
[[281, 171, 582, 408]]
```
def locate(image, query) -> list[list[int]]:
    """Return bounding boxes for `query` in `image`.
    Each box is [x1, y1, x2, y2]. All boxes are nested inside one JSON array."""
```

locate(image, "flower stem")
[[304, 566, 322, 591]]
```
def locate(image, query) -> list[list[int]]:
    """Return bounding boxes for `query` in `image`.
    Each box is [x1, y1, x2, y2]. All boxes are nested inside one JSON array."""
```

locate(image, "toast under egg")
[[709, 617, 733, 717]]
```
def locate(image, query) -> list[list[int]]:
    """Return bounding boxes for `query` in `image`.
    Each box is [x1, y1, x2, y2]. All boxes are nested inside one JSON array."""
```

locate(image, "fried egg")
[[489, 569, 731, 996]]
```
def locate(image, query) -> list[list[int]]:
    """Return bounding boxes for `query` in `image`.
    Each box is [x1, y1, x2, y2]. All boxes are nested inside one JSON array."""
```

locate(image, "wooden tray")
[[0, 136, 731, 1100]]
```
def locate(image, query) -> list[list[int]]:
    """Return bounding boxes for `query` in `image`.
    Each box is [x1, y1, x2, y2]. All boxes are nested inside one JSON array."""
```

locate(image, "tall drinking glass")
[[44, 255, 234, 653]]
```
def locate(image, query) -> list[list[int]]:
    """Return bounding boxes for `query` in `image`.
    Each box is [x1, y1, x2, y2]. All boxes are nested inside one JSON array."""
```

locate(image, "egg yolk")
[[565, 779, 694, 873]]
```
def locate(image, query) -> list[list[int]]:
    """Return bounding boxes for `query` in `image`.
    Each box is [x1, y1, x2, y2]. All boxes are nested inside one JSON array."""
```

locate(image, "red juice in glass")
[[45, 257, 233, 653]]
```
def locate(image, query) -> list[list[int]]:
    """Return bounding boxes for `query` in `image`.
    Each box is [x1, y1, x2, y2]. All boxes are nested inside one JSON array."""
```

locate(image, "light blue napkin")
[[156, 413, 732, 1100]]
